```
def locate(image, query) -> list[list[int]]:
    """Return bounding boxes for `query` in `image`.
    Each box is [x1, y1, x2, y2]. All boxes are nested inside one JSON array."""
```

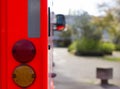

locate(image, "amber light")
[[12, 65, 36, 88], [12, 39, 36, 63]]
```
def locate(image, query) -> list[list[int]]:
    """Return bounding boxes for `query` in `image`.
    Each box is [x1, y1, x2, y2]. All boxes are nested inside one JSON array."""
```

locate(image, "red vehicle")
[[0, 0, 65, 89]]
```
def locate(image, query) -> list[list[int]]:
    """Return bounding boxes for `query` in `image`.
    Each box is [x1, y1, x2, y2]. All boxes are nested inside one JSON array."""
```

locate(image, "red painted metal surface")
[[0, 0, 48, 89]]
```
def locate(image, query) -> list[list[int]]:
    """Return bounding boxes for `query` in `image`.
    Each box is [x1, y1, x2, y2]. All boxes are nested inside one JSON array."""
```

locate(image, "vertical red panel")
[[0, 0, 7, 89], [7, 0, 28, 88], [0, 0, 48, 89], [41, 0, 48, 89]]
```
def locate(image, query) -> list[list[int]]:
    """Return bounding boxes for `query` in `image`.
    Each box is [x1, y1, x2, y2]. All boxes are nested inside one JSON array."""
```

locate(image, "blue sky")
[[49, 0, 112, 16]]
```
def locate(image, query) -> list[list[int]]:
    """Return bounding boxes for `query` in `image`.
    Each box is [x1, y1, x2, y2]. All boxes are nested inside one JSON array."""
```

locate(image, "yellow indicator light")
[[12, 65, 36, 88]]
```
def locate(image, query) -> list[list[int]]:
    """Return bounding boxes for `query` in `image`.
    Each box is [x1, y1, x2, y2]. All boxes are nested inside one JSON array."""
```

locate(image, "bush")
[[68, 40, 77, 53], [68, 38, 115, 56], [76, 38, 104, 56], [76, 38, 101, 53], [100, 42, 115, 55], [68, 38, 103, 56]]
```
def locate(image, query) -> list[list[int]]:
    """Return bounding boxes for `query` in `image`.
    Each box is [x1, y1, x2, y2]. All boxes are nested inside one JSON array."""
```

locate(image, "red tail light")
[[12, 40, 36, 63]]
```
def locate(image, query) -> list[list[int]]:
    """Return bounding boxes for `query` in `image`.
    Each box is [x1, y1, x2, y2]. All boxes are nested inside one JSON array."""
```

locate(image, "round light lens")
[[12, 65, 36, 88], [12, 39, 36, 63]]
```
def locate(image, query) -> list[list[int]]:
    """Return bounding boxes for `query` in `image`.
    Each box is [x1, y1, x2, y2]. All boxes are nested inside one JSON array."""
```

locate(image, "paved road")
[[53, 48, 120, 89]]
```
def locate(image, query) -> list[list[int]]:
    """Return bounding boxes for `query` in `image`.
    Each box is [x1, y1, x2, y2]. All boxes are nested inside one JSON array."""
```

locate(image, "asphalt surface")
[[53, 47, 120, 89]]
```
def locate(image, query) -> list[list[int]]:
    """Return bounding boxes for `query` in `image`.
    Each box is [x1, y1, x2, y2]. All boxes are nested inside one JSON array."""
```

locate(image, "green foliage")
[[76, 38, 101, 53], [68, 38, 115, 55], [104, 56, 120, 62], [71, 11, 102, 41], [100, 42, 115, 54], [91, 12, 116, 36], [68, 40, 77, 53], [96, 0, 120, 46], [115, 44, 120, 51]]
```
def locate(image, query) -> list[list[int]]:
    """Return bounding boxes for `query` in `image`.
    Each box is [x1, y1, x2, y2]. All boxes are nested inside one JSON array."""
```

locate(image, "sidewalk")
[[53, 47, 120, 89]]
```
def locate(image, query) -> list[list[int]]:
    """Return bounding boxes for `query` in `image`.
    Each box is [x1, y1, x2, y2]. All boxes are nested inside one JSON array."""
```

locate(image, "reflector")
[[12, 39, 36, 63], [12, 65, 36, 88]]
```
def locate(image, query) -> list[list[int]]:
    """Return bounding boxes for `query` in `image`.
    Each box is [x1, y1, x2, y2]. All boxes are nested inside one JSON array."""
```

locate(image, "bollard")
[[96, 68, 113, 85]]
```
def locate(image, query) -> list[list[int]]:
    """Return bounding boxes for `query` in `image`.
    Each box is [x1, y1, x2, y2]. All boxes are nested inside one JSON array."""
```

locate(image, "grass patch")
[[104, 56, 120, 62]]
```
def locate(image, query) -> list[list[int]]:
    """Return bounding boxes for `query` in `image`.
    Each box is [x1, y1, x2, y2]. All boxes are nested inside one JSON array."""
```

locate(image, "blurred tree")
[[71, 11, 102, 41], [92, 0, 120, 43], [111, 0, 120, 44], [91, 11, 116, 36]]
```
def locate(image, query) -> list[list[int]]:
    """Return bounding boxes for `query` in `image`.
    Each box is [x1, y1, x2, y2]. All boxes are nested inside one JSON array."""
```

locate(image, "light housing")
[[55, 14, 66, 31]]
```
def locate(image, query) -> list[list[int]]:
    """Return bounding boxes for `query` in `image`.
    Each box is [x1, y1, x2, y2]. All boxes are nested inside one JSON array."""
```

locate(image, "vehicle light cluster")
[[12, 39, 36, 88]]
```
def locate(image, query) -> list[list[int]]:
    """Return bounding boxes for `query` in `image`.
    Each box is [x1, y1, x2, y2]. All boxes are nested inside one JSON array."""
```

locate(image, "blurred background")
[[51, 0, 120, 89]]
